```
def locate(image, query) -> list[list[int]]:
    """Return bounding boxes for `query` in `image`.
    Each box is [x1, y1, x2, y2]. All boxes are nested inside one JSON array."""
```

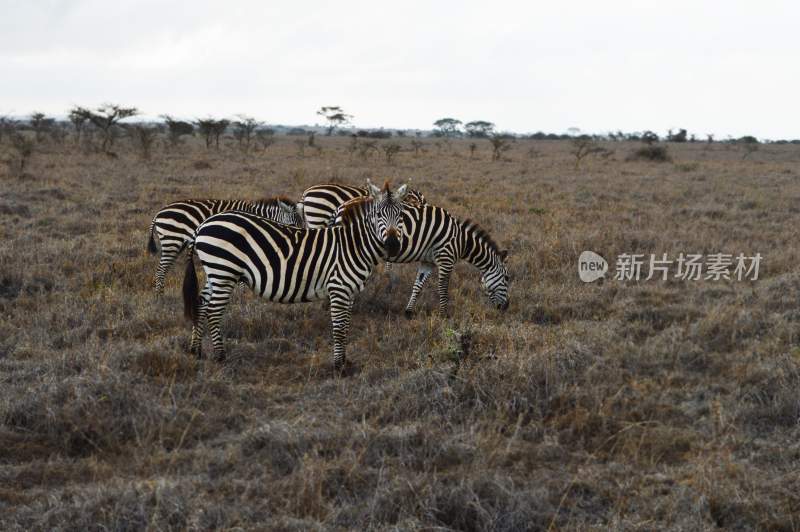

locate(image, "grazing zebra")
[[147, 197, 303, 295], [333, 200, 510, 316], [182, 182, 409, 369], [299, 180, 425, 229]]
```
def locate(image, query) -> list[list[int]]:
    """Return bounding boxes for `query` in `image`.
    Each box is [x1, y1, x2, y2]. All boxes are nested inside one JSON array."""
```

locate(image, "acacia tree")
[[68, 107, 92, 145], [433, 118, 462, 137], [232, 116, 261, 152], [465, 120, 495, 138], [488, 133, 512, 161], [317, 106, 352, 135], [86, 104, 138, 152], [195, 118, 230, 149], [30, 112, 54, 143], [571, 138, 611, 169], [161, 115, 194, 147]]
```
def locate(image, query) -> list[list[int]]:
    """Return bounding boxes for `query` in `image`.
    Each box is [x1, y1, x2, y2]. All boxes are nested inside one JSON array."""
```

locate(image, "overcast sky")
[[1, 0, 798, 139]]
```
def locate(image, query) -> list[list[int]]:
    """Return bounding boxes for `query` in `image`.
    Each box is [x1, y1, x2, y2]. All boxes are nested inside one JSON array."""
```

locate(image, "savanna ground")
[[1, 133, 799, 530]]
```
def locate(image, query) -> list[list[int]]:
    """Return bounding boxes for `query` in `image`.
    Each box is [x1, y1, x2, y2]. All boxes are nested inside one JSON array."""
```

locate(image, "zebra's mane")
[[253, 196, 295, 208], [461, 219, 502, 256], [339, 196, 374, 225]]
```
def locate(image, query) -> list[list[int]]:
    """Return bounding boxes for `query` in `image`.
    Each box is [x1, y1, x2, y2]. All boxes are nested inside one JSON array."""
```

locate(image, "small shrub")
[[628, 145, 671, 162]]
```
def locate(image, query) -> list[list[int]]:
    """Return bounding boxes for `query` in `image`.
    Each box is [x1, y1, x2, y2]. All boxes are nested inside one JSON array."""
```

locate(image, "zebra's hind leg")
[[154, 240, 183, 296], [205, 281, 236, 362], [329, 290, 354, 373], [404, 263, 434, 319], [189, 280, 212, 358]]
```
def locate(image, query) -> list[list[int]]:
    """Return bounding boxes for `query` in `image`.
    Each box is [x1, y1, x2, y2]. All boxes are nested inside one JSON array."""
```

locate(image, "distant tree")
[[29, 112, 54, 143], [469, 142, 477, 158], [84, 104, 138, 152], [465, 120, 495, 138], [433, 118, 462, 138], [232, 115, 261, 151], [161, 115, 194, 147], [127, 124, 160, 160], [68, 107, 92, 145], [317, 106, 352, 135], [706, 134, 714, 143], [738, 136, 759, 160], [382, 142, 401, 164], [195, 119, 216, 148], [488, 133, 512, 161], [641, 131, 659, 145], [567, 127, 581, 137], [667, 128, 688, 142], [308, 132, 316, 147], [571, 138, 610, 168]]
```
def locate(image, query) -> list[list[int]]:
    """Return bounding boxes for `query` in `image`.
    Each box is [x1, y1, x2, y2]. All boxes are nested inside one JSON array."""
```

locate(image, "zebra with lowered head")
[[147, 197, 303, 295], [333, 199, 510, 316], [299, 180, 425, 229], [182, 181, 409, 369]]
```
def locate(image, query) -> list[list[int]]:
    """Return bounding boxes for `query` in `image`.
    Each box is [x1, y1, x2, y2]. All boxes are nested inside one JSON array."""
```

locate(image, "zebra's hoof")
[[404, 309, 415, 319], [213, 352, 227, 363], [333, 359, 356, 377], [190, 348, 203, 359]]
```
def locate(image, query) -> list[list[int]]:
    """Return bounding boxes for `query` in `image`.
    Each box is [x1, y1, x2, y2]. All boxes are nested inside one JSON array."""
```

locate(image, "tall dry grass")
[[1, 135, 799, 529]]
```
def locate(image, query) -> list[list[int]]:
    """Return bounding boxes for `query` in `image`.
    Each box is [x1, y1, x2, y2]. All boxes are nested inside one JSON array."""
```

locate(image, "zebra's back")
[[300, 184, 367, 229], [300, 183, 427, 229], [194, 211, 335, 303]]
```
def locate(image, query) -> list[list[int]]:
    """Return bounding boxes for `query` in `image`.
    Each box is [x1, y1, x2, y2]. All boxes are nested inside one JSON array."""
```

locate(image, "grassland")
[[1, 135, 799, 530]]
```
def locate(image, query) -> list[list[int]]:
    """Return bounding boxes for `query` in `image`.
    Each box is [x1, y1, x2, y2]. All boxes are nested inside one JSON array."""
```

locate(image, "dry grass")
[[1, 135, 799, 529]]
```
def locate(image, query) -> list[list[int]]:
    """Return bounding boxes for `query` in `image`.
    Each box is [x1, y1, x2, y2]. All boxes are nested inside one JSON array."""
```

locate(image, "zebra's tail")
[[183, 249, 199, 322], [147, 220, 158, 255]]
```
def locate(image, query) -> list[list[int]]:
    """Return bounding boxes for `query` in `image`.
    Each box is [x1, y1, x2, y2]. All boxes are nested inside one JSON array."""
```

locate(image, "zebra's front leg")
[[436, 261, 454, 317], [329, 290, 354, 372], [404, 263, 434, 319], [189, 280, 212, 358]]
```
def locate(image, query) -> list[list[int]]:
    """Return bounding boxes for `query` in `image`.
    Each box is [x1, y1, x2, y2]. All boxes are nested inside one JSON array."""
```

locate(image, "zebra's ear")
[[279, 200, 294, 213], [367, 179, 382, 198], [499, 249, 508, 261], [395, 183, 408, 202]]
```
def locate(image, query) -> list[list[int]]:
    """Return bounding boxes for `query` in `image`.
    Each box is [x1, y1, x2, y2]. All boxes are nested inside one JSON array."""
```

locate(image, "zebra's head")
[[276, 199, 304, 227], [367, 180, 408, 258], [481, 249, 510, 311]]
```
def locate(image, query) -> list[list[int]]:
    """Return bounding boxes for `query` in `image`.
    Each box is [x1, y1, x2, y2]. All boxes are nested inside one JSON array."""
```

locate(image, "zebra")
[[147, 197, 303, 295], [333, 199, 510, 316], [298, 180, 425, 229], [182, 181, 409, 369]]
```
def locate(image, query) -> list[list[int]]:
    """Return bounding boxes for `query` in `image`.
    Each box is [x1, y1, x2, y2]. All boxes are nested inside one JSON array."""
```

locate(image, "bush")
[[627, 145, 671, 162]]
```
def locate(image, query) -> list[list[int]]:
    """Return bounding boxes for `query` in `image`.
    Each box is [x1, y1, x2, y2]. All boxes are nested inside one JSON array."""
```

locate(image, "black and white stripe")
[[335, 201, 510, 315], [182, 183, 409, 368], [147, 197, 303, 295], [299, 180, 425, 229]]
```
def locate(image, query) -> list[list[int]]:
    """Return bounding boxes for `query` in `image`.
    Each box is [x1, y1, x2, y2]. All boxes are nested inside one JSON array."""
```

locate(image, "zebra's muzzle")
[[385, 231, 401, 258]]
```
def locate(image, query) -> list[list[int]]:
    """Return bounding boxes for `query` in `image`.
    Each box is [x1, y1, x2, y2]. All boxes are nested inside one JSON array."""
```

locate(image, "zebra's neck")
[[334, 216, 384, 273], [458, 220, 500, 275]]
